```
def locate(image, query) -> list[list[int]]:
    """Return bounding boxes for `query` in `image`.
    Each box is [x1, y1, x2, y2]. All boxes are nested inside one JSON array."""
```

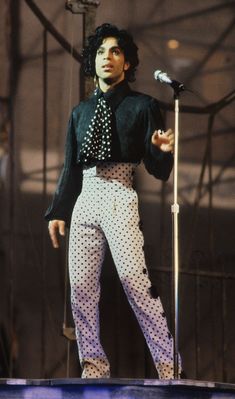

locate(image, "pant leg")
[[102, 183, 181, 379], [69, 185, 110, 378]]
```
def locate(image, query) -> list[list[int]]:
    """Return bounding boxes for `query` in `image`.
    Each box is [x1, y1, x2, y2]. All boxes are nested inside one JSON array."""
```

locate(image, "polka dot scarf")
[[79, 95, 112, 164]]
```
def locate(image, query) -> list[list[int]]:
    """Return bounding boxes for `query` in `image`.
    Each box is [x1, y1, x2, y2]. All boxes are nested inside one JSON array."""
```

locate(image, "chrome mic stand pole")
[[172, 93, 180, 379], [171, 84, 185, 379]]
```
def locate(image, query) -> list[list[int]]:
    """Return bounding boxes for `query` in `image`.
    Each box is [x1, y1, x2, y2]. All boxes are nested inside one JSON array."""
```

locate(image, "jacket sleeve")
[[143, 98, 173, 181], [44, 108, 82, 226]]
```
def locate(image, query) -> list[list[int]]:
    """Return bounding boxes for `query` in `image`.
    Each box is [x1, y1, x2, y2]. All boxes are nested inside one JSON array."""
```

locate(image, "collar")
[[94, 80, 131, 111]]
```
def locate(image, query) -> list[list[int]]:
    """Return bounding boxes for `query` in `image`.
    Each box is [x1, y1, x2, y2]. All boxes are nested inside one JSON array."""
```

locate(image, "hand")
[[48, 220, 66, 248], [151, 128, 174, 153]]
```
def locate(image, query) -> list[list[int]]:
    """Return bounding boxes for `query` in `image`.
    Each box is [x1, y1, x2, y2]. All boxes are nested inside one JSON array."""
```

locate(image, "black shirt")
[[45, 80, 173, 225]]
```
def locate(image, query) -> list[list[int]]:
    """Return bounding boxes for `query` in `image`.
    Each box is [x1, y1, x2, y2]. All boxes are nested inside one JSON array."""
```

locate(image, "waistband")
[[82, 162, 137, 185]]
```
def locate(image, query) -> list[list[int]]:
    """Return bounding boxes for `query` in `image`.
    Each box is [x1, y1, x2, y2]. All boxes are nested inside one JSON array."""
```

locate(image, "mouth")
[[102, 64, 113, 70]]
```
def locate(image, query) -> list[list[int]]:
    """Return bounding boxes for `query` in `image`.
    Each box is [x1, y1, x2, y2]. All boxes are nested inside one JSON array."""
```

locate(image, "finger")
[[165, 131, 174, 146], [48, 223, 59, 248], [151, 130, 160, 145], [167, 132, 174, 139], [152, 130, 159, 139], [50, 231, 59, 248], [158, 129, 174, 142], [59, 222, 65, 236], [165, 128, 173, 136], [169, 142, 174, 153], [159, 135, 171, 144], [50, 234, 59, 248]]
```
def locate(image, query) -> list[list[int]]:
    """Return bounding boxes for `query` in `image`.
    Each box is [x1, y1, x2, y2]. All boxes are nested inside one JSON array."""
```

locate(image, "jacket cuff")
[[150, 143, 167, 161]]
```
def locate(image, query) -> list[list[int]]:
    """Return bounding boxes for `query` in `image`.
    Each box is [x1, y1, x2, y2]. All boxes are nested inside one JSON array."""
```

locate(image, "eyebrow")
[[97, 45, 122, 51]]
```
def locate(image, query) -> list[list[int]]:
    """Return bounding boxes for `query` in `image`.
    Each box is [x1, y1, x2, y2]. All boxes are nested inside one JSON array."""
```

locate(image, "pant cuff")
[[81, 357, 110, 378]]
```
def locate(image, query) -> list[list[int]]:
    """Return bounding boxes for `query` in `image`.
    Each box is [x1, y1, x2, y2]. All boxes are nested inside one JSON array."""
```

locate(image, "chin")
[[103, 77, 115, 85]]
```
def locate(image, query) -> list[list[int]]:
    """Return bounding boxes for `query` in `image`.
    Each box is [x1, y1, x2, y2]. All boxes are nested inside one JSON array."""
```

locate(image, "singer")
[[45, 23, 182, 379]]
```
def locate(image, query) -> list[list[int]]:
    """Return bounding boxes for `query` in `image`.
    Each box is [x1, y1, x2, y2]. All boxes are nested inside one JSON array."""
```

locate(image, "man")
[[46, 23, 182, 379]]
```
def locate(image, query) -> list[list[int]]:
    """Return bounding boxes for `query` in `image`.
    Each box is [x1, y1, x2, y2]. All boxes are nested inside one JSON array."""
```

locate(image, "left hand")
[[151, 128, 174, 153]]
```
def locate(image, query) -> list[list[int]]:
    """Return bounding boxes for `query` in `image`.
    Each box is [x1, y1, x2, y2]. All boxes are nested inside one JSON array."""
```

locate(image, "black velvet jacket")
[[45, 80, 173, 225]]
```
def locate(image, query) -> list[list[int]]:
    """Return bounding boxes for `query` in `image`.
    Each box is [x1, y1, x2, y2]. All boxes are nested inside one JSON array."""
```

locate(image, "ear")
[[94, 75, 99, 87], [124, 61, 130, 71]]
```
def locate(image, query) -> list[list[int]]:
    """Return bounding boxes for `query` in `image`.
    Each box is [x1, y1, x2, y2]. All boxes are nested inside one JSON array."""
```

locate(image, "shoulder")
[[73, 95, 95, 112], [124, 89, 160, 112], [70, 95, 96, 118], [126, 88, 158, 104]]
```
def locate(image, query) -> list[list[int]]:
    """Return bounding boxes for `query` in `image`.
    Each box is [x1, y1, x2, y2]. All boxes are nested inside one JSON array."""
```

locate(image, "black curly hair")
[[83, 23, 139, 82]]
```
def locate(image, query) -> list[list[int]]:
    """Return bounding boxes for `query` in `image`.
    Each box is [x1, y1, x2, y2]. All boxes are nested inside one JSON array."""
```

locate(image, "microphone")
[[154, 70, 185, 92]]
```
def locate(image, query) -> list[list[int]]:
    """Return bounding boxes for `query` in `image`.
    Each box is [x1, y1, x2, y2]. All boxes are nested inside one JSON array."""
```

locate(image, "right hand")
[[48, 220, 66, 248]]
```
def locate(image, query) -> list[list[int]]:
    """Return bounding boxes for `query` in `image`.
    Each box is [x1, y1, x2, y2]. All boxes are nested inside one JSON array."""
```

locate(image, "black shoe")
[[180, 370, 187, 379]]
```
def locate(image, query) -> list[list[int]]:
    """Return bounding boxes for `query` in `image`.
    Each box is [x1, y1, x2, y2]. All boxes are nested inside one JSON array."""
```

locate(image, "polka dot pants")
[[69, 163, 181, 379]]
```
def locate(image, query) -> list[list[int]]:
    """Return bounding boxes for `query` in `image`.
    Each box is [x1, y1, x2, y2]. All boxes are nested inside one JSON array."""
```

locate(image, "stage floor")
[[0, 378, 235, 399]]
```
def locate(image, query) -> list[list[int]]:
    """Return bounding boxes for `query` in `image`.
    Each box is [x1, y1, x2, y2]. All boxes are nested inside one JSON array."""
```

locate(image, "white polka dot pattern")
[[79, 97, 112, 164], [69, 162, 181, 379]]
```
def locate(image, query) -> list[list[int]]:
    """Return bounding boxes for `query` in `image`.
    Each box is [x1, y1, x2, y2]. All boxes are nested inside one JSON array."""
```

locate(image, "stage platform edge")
[[0, 378, 235, 398]]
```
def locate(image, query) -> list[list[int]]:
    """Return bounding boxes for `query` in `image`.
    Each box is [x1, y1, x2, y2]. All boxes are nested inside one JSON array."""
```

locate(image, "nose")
[[103, 50, 111, 60]]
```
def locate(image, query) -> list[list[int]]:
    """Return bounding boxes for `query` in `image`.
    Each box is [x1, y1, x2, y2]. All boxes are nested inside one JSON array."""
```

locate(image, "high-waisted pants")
[[69, 162, 181, 379]]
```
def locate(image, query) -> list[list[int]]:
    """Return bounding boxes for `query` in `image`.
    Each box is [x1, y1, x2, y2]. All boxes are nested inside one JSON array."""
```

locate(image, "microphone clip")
[[171, 80, 185, 98]]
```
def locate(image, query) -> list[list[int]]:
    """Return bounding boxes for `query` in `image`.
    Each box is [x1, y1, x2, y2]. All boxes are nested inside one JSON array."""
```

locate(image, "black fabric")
[[45, 80, 173, 225]]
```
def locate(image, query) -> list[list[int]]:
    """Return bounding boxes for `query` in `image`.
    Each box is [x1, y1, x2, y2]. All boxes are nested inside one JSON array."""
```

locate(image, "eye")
[[97, 48, 104, 55], [112, 48, 121, 55]]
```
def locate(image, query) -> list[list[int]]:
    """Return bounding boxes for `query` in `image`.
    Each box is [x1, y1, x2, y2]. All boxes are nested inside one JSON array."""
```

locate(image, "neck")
[[98, 77, 125, 93]]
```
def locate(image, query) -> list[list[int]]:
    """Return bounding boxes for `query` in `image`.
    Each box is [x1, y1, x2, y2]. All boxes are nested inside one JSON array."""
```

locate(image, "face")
[[95, 37, 130, 86]]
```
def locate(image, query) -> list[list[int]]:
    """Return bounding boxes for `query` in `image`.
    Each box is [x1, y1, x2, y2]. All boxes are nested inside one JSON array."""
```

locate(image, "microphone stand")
[[171, 83, 185, 379]]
